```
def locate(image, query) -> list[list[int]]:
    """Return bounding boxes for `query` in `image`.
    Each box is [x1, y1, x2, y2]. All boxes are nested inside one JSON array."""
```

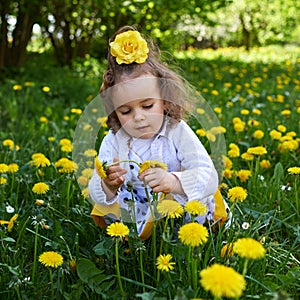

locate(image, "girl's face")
[[115, 98, 164, 139]]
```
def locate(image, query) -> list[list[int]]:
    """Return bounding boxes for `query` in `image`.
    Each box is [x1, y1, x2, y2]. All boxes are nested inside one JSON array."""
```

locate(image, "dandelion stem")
[[49, 268, 54, 300], [115, 239, 125, 298], [66, 178, 72, 216], [187, 246, 192, 285], [242, 258, 249, 276], [159, 217, 169, 256], [191, 255, 198, 291], [294, 178, 299, 213], [32, 225, 39, 283], [139, 250, 145, 292]]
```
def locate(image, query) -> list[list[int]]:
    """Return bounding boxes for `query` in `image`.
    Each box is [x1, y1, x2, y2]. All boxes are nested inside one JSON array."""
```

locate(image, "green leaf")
[[76, 258, 115, 294], [271, 162, 284, 186], [76, 258, 104, 284]]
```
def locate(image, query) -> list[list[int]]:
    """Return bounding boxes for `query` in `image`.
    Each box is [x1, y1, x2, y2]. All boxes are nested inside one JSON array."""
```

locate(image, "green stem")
[[242, 258, 249, 276], [187, 246, 192, 285], [49, 268, 54, 300], [32, 225, 39, 283], [108, 159, 141, 168], [139, 250, 145, 292], [294, 179, 299, 213], [66, 178, 72, 216], [159, 217, 169, 256], [115, 239, 125, 298], [191, 255, 198, 291]]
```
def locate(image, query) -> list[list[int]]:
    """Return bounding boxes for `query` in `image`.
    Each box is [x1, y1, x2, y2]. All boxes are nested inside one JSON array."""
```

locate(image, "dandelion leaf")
[[76, 258, 114, 294]]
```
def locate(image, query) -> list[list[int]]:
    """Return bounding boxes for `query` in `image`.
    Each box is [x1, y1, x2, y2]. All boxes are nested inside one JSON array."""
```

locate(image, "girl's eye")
[[120, 110, 131, 115], [143, 103, 153, 109]]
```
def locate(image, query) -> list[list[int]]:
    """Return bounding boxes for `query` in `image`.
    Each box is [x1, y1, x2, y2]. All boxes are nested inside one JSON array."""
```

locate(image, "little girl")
[[88, 25, 228, 239]]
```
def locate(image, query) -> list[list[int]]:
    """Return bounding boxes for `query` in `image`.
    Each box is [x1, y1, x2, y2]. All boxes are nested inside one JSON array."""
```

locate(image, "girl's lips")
[[136, 126, 149, 130]]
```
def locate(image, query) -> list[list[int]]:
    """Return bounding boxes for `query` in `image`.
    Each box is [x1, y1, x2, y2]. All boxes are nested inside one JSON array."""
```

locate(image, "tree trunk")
[[239, 13, 250, 50], [0, 1, 39, 70], [0, 2, 9, 70]]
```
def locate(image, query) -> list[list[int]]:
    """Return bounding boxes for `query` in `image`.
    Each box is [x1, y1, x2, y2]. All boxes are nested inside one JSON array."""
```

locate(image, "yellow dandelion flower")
[[227, 186, 247, 203], [287, 167, 300, 175], [220, 243, 235, 259], [178, 222, 208, 247], [241, 152, 254, 161], [59, 138, 72, 146], [228, 143, 240, 158], [55, 158, 78, 173], [248, 119, 260, 127], [197, 108, 205, 115], [253, 130, 264, 139], [270, 129, 282, 140], [236, 170, 252, 182], [240, 109, 249, 115], [156, 254, 175, 272], [185, 200, 207, 216], [8, 163, 19, 173], [233, 238, 266, 260], [13, 84, 22, 91], [84, 149, 97, 157], [0, 163, 9, 173], [252, 109, 261, 115], [48, 136, 56, 142], [196, 129, 206, 137], [157, 200, 184, 219], [234, 122, 245, 133], [0, 177, 7, 185], [61, 144, 73, 152], [277, 125, 287, 133], [32, 182, 50, 194], [206, 132, 216, 142], [211, 90, 219, 96], [224, 156, 233, 169], [223, 168, 234, 179], [281, 109, 291, 116], [81, 188, 90, 199], [106, 222, 129, 238], [260, 159, 271, 169], [286, 131, 297, 137], [42, 86, 50, 93], [94, 157, 107, 179], [81, 168, 94, 178], [77, 176, 89, 186], [0, 214, 18, 232], [31, 153, 51, 168], [247, 146, 267, 156], [200, 263, 246, 298], [39, 251, 64, 268], [36, 199, 47, 206], [138, 160, 168, 175], [232, 117, 242, 124], [214, 107, 222, 114], [40, 116, 48, 124], [70, 108, 82, 114], [3, 139, 15, 150]]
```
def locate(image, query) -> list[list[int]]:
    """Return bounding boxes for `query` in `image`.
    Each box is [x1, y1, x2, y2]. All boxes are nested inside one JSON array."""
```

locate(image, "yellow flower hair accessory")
[[110, 30, 149, 65]]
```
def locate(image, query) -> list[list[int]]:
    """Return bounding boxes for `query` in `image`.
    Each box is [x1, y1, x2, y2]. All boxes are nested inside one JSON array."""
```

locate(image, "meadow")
[[0, 45, 299, 299]]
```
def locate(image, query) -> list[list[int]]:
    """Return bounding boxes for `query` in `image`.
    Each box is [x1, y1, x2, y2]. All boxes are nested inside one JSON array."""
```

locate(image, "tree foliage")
[[0, 0, 299, 69]]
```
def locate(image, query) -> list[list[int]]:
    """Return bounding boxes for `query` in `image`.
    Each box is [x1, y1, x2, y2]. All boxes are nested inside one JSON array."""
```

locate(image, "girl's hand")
[[139, 167, 184, 194], [102, 158, 127, 193]]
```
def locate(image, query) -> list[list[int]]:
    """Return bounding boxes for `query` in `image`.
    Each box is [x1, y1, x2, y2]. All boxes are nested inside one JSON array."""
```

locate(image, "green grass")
[[0, 45, 299, 299]]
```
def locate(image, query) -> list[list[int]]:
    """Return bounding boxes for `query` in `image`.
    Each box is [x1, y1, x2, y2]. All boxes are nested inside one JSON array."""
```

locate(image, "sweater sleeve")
[[171, 121, 218, 204]]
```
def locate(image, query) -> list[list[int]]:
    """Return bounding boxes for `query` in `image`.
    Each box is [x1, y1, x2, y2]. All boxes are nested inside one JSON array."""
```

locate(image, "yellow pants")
[[91, 189, 228, 240]]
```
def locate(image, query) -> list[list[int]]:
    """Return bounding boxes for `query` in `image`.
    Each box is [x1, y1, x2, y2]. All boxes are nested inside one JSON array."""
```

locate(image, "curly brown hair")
[[100, 25, 194, 133]]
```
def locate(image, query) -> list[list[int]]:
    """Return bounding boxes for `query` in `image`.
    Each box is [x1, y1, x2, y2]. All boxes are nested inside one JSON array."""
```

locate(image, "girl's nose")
[[133, 108, 145, 121]]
